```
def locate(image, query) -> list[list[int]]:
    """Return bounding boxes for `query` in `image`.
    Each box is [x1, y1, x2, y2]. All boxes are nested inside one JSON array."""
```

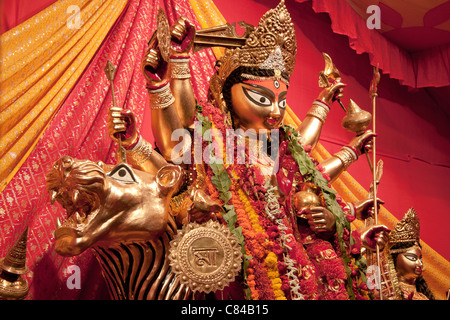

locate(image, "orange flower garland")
[[235, 176, 286, 300], [198, 102, 319, 300], [196, 101, 370, 300], [227, 172, 275, 300], [265, 252, 286, 300]]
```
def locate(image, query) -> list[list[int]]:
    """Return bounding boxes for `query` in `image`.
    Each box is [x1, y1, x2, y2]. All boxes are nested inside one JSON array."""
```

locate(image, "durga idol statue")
[[102, 0, 389, 300], [42, 1, 389, 300]]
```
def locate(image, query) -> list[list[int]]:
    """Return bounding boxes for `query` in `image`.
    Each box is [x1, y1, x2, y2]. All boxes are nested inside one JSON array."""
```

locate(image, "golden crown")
[[389, 208, 421, 247], [208, 0, 297, 109]]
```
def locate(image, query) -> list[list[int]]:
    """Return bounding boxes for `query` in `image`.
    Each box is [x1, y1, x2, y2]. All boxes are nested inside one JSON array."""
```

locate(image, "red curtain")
[[1, 0, 157, 299], [294, 0, 450, 89]]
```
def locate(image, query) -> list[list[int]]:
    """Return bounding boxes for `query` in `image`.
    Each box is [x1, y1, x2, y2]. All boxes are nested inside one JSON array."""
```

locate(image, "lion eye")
[[107, 163, 137, 183]]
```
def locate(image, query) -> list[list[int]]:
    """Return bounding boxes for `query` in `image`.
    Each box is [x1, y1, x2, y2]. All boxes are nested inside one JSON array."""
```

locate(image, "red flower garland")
[[197, 101, 370, 300]]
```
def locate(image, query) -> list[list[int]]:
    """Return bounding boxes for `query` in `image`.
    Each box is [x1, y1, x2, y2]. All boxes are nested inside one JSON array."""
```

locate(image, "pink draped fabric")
[[0, 0, 158, 299], [0, 0, 222, 300], [2, 0, 449, 300], [295, 0, 450, 88]]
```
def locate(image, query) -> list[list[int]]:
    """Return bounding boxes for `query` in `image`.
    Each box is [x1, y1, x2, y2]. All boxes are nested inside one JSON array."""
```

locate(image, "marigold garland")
[[195, 102, 371, 300], [264, 182, 320, 299], [265, 252, 286, 300], [227, 172, 276, 299]]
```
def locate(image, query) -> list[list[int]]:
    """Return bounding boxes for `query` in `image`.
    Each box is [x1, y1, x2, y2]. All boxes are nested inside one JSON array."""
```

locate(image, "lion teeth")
[[72, 190, 80, 203], [56, 217, 62, 228], [75, 212, 83, 224], [50, 190, 58, 205]]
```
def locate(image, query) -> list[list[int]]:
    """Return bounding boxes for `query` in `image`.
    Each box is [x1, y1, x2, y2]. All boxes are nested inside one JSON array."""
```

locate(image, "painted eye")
[[279, 98, 287, 109], [242, 87, 272, 107], [404, 254, 418, 262], [107, 163, 137, 183]]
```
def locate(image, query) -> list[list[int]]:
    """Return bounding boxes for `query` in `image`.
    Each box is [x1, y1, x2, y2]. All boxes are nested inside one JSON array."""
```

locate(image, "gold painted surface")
[[187, 0, 450, 299], [169, 220, 242, 293], [0, 228, 29, 300], [46, 156, 184, 256], [46, 155, 193, 299]]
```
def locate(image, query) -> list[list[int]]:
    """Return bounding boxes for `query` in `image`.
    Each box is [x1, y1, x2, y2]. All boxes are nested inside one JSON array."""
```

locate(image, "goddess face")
[[396, 245, 423, 283], [230, 78, 287, 131]]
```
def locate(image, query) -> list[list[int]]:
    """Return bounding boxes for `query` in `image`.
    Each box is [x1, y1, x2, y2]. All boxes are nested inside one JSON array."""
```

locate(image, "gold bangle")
[[170, 58, 191, 79], [333, 147, 357, 170], [127, 137, 153, 165], [148, 82, 175, 109], [306, 101, 330, 124]]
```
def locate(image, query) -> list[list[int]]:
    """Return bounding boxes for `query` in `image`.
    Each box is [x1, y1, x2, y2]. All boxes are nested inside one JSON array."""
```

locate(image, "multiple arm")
[[298, 78, 375, 184], [107, 17, 196, 169], [296, 73, 387, 246], [107, 16, 388, 248], [144, 17, 196, 161]]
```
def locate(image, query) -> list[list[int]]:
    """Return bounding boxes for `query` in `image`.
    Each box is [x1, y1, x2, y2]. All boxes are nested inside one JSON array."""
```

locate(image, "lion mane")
[[46, 156, 106, 214]]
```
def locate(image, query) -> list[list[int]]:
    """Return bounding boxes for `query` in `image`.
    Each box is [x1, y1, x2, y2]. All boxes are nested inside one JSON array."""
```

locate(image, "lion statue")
[[46, 155, 194, 300]]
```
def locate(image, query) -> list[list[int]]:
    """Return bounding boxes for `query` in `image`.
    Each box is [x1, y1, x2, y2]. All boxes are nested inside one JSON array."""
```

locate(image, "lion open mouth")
[[50, 186, 104, 257], [53, 189, 101, 239], [46, 156, 106, 249], [55, 206, 98, 233]]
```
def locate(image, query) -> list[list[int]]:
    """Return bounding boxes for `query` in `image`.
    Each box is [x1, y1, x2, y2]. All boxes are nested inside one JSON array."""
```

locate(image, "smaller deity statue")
[[384, 208, 435, 300]]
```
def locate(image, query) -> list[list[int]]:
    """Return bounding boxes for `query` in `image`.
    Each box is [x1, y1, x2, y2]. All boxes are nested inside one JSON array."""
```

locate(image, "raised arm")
[[142, 16, 196, 161], [297, 81, 344, 149], [320, 130, 375, 183], [169, 16, 196, 129]]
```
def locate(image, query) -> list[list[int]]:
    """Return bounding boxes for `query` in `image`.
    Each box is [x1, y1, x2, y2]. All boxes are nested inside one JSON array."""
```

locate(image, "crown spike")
[[0, 227, 30, 300], [389, 208, 421, 247], [209, 1, 297, 111]]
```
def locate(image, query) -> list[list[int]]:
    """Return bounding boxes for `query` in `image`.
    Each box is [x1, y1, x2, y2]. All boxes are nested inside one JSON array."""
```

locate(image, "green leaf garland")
[[196, 107, 252, 299], [194, 103, 368, 300], [282, 124, 368, 299]]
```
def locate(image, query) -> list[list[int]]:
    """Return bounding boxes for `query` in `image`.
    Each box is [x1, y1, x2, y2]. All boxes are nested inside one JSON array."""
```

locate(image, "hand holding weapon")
[[105, 60, 127, 164]]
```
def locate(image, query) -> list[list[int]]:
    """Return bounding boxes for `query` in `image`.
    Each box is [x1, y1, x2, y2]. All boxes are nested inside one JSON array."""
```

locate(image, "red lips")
[[266, 117, 279, 126]]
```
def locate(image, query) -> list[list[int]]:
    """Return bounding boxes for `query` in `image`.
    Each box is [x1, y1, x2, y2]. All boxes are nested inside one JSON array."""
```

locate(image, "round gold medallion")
[[169, 220, 242, 293]]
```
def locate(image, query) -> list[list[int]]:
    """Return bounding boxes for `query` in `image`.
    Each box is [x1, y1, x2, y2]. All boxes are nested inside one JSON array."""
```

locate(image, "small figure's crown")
[[389, 208, 421, 248]]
